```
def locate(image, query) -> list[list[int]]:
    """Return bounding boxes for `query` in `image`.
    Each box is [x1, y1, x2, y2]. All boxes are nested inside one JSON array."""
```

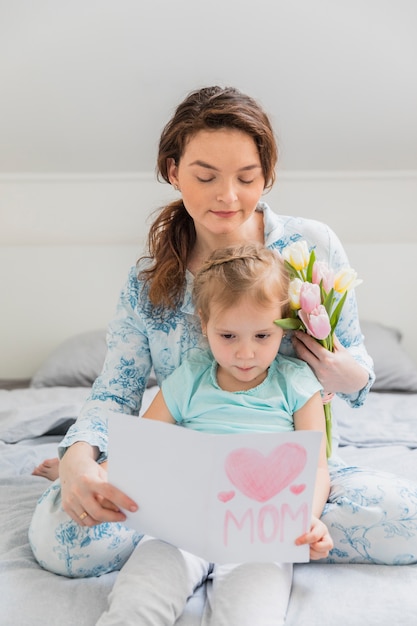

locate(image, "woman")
[[29, 86, 417, 622]]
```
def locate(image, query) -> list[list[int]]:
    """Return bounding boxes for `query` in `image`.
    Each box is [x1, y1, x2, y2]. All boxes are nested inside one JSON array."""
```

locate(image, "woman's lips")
[[210, 211, 238, 218]]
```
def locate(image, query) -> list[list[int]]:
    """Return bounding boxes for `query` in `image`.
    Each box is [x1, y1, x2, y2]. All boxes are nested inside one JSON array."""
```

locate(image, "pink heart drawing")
[[290, 484, 306, 495], [224, 443, 307, 503], [218, 490, 236, 503]]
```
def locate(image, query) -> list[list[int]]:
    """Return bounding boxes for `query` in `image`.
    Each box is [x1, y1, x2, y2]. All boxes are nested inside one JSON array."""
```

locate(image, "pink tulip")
[[299, 282, 321, 314], [312, 261, 335, 293], [298, 305, 331, 340]]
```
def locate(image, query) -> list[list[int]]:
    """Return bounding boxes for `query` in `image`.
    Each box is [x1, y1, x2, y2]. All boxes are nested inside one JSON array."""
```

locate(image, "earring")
[[174, 184, 180, 191]]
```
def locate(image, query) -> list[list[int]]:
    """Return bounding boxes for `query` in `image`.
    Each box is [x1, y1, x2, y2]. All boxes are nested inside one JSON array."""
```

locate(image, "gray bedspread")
[[1, 387, 417, 626]]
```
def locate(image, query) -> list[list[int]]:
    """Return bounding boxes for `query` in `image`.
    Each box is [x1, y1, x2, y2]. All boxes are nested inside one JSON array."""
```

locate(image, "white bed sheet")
[[1, 386, 417, 626]]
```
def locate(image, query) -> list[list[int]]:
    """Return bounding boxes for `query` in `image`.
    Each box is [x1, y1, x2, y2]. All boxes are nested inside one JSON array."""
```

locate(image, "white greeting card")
[[108, 414, 322, 563]]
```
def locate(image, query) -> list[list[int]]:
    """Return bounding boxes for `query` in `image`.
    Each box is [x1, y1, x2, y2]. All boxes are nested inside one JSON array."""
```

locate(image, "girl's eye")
[[239, 179, 255, 185], [221, 334, 235, 340], [197, 177, 215, 183], [256, 334, 269, 340]]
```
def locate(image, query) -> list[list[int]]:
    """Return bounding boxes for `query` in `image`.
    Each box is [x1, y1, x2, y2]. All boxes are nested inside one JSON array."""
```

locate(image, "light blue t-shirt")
[[161, 350, 323, 434]]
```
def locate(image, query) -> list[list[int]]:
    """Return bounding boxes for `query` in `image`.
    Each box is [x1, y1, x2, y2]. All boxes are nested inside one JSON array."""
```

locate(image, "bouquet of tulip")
[[275, 240, 362, 457]]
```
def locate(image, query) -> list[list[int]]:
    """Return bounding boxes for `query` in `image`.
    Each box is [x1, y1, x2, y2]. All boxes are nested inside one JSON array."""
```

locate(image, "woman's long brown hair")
[[139, 86, 279, 308]]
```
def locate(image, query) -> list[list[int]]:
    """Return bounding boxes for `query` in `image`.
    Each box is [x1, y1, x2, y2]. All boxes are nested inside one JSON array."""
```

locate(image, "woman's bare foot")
[[32, 457, 60, 481]]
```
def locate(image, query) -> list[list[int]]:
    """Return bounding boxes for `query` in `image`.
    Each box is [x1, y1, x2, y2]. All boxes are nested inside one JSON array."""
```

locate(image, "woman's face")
[[167, 129, 265, 239]]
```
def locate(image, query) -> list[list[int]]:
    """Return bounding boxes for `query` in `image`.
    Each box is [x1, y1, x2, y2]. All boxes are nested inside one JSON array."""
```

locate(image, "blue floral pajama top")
[[59, 203, 375, 461]]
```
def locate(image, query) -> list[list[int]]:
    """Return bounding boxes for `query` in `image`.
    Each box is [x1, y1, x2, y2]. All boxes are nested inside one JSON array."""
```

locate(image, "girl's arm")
[[293, 391, 333, 559], [142, 390, 176, 424], [293, 391, 330, 518]]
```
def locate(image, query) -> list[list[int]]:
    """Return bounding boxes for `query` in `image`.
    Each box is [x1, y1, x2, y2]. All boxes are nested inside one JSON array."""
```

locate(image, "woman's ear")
[[167, 158, 179, 188]]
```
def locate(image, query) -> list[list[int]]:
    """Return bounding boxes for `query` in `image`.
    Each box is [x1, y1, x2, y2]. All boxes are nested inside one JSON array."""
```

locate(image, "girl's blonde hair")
[[193, 242, 290, 324], [138, 86, 279, 309]]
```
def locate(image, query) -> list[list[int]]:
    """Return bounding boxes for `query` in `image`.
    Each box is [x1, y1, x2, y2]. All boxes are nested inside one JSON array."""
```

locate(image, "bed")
[[1, 320, 417, 626]]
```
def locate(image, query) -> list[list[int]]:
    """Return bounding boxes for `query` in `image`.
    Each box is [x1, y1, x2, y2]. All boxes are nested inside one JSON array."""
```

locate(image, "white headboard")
[[1, 171, 416, 378]]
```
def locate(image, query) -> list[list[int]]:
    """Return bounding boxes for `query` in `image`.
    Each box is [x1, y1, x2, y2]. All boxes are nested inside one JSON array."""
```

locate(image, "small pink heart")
[[290, 484, 306, 495], [218, 490, 235, 503]]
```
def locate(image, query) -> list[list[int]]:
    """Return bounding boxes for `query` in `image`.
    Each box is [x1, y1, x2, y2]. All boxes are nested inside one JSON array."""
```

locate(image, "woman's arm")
[[59, 266, 154, 462], [57, 267, 154, 526], [293, 332, 370, 396], [59, 380, 174, 528], [270, 213, 375, 406], [59, 441, 138, 527], [293, 224, 374, 402]]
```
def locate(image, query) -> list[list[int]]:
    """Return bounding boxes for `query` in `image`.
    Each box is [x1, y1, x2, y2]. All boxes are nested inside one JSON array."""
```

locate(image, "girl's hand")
[[295, 516, 333, 560], [59, 443, 138, 527], [292, 332, 369, 395]]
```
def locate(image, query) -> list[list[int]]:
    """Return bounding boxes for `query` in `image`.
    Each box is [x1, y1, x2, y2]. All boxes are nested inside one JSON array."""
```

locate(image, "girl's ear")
[[167, 158, 179, 188]]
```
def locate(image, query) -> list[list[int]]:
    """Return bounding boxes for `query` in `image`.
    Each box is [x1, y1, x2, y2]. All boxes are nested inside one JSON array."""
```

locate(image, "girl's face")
[[202, 296, 284, 392], [167, 129, 265, 241]]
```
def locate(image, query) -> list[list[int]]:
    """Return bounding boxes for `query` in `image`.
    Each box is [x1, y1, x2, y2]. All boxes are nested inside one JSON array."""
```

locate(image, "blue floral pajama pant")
[[29, 462, 417, 576]]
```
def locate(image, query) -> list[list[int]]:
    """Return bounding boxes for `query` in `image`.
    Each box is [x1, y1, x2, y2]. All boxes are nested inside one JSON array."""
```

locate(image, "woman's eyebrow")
[[189, 160, 219, 171], [189, 160, 261, 172]]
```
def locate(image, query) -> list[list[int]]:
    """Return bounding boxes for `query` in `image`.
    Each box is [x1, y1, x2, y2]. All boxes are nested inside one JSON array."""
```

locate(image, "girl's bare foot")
[[32, 457, 60, 481]]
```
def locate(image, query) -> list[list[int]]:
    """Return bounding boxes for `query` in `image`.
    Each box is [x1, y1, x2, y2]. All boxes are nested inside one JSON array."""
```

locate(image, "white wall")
[[2, 171, 416, 246], [1, 1, 416, 173], [1, 171, 416, 378]]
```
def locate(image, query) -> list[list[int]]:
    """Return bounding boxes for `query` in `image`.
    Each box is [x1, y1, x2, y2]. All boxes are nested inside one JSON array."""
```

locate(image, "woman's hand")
[[292, 331, 369, 395], [295, 516, 333, 560], [59, 442, 138, 527]]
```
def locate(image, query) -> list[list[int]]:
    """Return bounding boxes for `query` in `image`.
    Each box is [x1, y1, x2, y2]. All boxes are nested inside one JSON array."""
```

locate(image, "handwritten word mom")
[[223, 503, 308, 546]]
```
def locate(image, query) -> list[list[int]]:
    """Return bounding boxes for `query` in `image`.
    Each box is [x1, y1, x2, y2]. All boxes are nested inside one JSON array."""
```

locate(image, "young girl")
[[96, 242, 332, 625]]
